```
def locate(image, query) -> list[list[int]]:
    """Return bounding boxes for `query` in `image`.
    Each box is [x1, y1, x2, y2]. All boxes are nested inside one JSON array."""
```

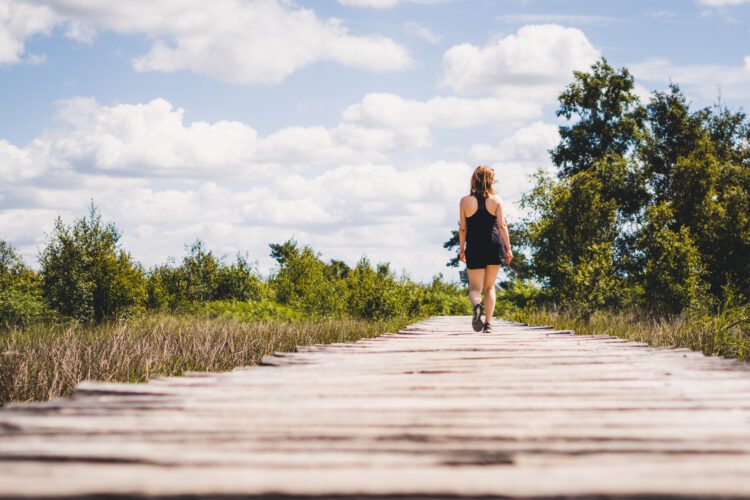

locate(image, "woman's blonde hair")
[[470, 165, 495, 198]]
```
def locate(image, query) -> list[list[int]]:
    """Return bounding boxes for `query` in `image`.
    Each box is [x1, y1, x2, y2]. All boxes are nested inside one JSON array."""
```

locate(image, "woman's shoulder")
[[459, 194, 475, 204]]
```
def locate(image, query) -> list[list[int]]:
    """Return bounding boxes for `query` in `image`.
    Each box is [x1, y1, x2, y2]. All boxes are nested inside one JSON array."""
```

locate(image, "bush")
[[269, 239, 346, 317], [0, 288, 54, 328], [147, 241, 265, 310], [347, 259, 401, 320], [39, 203, 146, 322], [0, 240, 52, 328]]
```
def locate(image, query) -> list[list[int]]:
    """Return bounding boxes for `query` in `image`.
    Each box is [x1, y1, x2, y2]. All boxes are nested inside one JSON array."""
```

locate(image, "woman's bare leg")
[[482, 265, 501, 324], [467, 268, 484, 308]]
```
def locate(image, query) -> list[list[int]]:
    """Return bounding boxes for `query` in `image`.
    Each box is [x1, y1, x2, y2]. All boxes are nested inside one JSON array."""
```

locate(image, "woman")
[[458, 165, 513, 333]]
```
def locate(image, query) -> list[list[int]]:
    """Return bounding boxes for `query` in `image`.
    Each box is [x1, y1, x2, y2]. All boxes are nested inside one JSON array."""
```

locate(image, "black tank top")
[[466, 194, 500, 246]]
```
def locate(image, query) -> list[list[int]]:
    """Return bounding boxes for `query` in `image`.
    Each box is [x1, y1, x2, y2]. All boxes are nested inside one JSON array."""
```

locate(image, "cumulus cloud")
[[338, 0, 449, 8], [0, 0, 58, 64], [405, 21, 441, 44], [631, 56, 750, 104], [342, 93, 542, 135], [469, 121, 559, 164], [696, 0, 750, 5], [1, 90, 550, 279], [4, 0, 412, 82], [441, 24, 601, 102], [2, 157, 475, 280], [6, 92, 541, 181], [495, 14, 617, 25]]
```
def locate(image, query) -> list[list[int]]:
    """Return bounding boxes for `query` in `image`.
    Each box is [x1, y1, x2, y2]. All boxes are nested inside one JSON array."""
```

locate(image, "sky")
[[2, 0, 750, 282]]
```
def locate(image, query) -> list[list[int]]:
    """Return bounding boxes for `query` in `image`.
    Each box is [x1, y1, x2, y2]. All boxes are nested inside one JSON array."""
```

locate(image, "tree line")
[[448, 57, 750, 317], [1, 204, 469, 327]]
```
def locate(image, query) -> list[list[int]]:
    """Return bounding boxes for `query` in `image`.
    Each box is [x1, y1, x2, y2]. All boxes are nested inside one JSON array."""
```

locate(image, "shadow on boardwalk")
[[1, 316, 750, 498]]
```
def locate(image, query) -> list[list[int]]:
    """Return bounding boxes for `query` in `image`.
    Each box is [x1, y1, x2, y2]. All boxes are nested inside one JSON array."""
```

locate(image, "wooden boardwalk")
[[2, 316, 750, 498]]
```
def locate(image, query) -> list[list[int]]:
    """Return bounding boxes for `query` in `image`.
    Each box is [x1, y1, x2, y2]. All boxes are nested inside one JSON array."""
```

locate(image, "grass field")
[[0, 315, 410, 406], [508, 307, 750, 361]]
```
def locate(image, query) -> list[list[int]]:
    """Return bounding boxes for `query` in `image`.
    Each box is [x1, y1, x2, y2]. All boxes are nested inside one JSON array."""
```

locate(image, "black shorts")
[[466, 242, 503, 269]]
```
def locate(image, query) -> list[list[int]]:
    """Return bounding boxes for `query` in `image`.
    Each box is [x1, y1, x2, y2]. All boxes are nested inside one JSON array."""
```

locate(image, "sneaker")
[[481, 322, 493, 334], [471, 303, 484, 332]]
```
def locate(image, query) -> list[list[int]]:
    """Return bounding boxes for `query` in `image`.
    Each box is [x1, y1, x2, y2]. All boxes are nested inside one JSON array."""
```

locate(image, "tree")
[[147, 241, 263, 309], [39, 203, 146, 322], [639, 83, 706, 200], [0, 240, 49, 327], [551, 57, 646, 177], [637, 203, 707, 314], [269, 239, 346, 317], [521, 169, 623, 309]]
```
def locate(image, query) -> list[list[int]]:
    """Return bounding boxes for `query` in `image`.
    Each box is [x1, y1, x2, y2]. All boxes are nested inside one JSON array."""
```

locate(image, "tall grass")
[[0, 314, 410, 406], [508, 306, 750, 360]]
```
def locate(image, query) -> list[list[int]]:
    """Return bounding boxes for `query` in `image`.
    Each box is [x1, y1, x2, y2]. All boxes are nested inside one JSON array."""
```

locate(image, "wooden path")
[[2, 316, 750, 498]]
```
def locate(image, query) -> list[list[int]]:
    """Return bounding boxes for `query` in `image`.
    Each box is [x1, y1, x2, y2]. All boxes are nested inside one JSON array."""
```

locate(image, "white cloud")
[[0, 138, 44, 182], [339, 0, 399, 7], [45, 97, 260, 175], [1, 88, 549, 280], [469, 121, 559, 164], [338, 0, 449, 8], [495, 14, 617, 25], [3, 0, 412, 82], [0, 0, 58, 64], [2, 92, 544, 280], [5, 91, 543, 186], [697, 0, 750, 5], [405, 21, 441, 44], [631, 56, 750, 104], [441, 24, 601, 102], [342, 92, 542, 132], [645, 10, 675, 19], [2, 158, 475, 280]]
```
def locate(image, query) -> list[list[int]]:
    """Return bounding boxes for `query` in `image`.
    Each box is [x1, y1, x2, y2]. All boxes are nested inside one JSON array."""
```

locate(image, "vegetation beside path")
[[0, 315, 409, 406], [506, 306, 750, 360], [1, 206, 468, 406]]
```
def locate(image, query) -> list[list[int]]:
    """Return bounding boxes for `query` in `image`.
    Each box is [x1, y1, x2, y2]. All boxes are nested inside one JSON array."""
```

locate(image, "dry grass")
[[0, 314, 411, 406], [508, 307, 750, 360]]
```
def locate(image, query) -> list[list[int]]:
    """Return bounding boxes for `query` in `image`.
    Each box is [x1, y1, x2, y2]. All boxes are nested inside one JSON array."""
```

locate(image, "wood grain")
[[1, 316, 750, 498]]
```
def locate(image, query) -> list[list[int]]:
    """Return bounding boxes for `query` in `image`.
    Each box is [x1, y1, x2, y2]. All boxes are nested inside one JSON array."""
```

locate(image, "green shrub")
[[39, 203, 147, 322], [148, 241, 265, 310], [269, 239, 346, 317], [0, 288, 54, 328]]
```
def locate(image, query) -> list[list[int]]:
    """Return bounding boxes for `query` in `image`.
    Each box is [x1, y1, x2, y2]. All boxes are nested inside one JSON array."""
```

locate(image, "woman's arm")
[[495, 197, 513, 264], [459, 198, 467, 263]]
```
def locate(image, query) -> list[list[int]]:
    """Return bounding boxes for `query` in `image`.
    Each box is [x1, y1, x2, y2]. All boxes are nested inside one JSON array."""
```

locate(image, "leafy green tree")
[[551, 57, 646, 177], [269, 239, 346, 317], [0, 240, 51, 327], [39, 203, 146, 322], [147, 241, 263, 309], [1, 240, 40, 294], [522, 169, 624, 309], [639, 83, 707, 200], [346, 257, 401, 320], [637, 203, 707, 314]]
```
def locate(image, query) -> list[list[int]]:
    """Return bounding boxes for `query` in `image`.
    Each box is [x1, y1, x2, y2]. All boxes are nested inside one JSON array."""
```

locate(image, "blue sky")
[[1, 0, 749, 281]]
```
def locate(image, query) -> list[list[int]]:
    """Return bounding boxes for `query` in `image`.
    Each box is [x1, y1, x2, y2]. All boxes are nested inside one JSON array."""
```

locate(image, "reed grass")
[[0, 314, 411, 406], [507, 307, 750, 360]]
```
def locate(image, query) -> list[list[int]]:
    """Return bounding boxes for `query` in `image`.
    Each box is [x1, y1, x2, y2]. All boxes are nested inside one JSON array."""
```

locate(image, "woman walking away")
[[458, 165, 513, 333]]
